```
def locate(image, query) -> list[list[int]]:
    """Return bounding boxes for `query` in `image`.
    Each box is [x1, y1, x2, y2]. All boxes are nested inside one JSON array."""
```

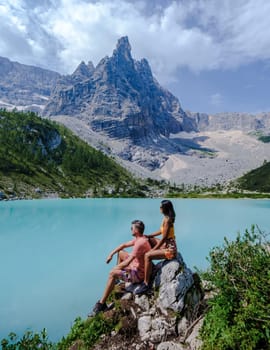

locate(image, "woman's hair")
[[160, 200, 175, 222]]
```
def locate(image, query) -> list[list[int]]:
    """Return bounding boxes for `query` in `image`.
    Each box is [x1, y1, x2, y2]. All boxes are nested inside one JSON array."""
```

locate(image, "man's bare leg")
[[117, 250, 129, 264], [99, 268, 122, 304]]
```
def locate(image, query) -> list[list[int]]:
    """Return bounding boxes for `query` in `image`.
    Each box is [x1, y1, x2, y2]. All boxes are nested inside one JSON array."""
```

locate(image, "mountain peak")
[[43, 36, 195, 170], [116, 36, 131, 50], [113, 36, 132, 61], [87, 61, 95, 73], [72, 61, 93, 78]]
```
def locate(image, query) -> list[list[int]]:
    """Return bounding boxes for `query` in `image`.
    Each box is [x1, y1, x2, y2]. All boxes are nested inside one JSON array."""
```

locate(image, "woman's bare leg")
[[144, 250, 165, 285]]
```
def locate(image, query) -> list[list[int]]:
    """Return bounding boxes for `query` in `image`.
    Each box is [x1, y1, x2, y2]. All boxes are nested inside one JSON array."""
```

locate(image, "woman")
[[135, 199, 177, 294]]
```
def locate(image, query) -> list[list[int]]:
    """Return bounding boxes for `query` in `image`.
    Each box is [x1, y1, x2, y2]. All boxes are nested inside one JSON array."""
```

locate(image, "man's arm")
[[116, 254, 135, 269], [106, 240, 134, 264]]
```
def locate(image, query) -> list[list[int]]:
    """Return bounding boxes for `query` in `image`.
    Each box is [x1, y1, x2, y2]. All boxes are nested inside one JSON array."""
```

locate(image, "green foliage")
[[1, 315, 117, 350], [57, 315, 116, 349], [200, 226, 270, 350], [1, 329, 55, 350], [0, 109, 142, 198], [238, 162, 270, 192], [258, 135, 270, 143]]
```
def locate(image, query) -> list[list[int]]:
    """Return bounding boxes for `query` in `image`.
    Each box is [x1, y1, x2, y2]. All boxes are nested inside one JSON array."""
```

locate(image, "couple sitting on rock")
[[89, 200, 177, 317]]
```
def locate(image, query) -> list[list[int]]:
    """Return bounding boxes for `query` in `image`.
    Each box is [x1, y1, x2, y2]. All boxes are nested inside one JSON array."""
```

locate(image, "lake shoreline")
[[1, 190, 270, 202]]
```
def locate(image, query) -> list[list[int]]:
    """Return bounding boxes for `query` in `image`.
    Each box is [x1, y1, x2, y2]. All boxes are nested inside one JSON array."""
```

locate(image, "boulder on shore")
[[91, 252, 205, 350]]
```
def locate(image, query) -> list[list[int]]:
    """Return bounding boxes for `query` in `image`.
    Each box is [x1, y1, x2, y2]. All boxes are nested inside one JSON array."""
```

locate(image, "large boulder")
[[154, 253, 194, 313], [91, 252, 204, 350], [134, 252, 204, 348]]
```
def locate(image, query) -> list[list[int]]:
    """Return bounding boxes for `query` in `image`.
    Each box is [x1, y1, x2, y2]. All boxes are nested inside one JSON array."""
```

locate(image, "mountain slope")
[[0, 56, 60, 113], [0, 110, 144, 199], [237, 160, 270, 192]]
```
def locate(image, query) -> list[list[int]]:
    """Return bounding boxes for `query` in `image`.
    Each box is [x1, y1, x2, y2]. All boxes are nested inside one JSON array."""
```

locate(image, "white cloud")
[[0, 0, 61, 70], [195, 0, 270, 66], [39, 0, 222, 78], [1, 0, 270, 82]]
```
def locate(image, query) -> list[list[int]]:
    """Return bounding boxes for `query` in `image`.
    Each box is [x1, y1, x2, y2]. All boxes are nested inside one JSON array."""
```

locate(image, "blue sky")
[[0, 0, 270, 113]]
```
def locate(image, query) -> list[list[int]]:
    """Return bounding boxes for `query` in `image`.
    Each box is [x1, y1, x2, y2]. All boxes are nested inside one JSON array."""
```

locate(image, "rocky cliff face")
[[0, 56, 60, 113], [187, 111, 270, 132], [43, 37, 196, 147]]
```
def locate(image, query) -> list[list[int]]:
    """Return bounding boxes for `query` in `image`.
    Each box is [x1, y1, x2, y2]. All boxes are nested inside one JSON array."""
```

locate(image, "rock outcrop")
[[91, 253, 205, 350], [0, 56, 60, 113], [187, 111, 270, 132], [43, 37, 196, 151], [42, 36, 201, 170]]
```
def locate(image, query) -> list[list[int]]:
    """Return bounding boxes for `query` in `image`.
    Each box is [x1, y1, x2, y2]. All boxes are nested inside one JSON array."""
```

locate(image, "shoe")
[[125, 283, 140, 293], [88, 301, 108, 317], [134, 282, 150, 295]]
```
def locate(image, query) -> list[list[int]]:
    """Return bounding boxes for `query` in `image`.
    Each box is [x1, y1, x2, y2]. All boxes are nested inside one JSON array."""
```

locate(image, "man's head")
[[131, 220, 145, 236]]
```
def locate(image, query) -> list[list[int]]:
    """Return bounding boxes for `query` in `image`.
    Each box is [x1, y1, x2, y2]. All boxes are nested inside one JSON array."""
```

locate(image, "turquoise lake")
[[0, 198, 269, 343]]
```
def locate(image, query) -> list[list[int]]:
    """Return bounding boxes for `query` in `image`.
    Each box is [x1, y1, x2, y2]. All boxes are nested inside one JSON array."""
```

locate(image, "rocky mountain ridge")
[[0, 56, 60, 113], [187, 111, 270, 132], [1, 37, 270, 185], [41, 36, 204, 170], [43, 37, 196, 145]]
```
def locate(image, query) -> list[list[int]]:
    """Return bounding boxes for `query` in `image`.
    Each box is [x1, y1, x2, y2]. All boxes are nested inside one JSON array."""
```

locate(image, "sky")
[[0, 0, 270, 114]]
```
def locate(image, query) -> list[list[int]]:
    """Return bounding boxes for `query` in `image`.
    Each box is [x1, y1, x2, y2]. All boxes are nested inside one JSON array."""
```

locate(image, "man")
[[89, 220, 151, 316]]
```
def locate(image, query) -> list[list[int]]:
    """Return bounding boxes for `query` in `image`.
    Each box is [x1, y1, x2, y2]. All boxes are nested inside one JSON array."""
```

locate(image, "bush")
[[200, 226, 270, 350], [57, 315, 116, 349], [1, 329, 55, 350]]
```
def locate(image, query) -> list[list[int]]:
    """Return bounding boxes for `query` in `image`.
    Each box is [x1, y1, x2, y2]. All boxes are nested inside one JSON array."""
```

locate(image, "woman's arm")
[[152, 218, 170, 250], [145, 229, 161, 238]]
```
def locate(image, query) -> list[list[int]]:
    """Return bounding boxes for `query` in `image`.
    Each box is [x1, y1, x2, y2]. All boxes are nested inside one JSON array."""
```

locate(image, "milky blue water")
[[0, 198, 269, 343]]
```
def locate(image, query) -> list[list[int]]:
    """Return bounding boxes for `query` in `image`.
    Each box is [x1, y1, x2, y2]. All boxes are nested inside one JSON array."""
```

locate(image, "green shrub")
[[1, 329, 55, 350], [57, 315, 116, 349], [258, 135, 270, 143], [200, 226, 270, 350]]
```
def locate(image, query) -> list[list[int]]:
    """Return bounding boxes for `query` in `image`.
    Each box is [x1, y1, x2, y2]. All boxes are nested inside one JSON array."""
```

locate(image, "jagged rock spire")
[[72, 61, 93, 78], [43, 36, 195, 171], [113, 36, 132, 61], [87, 61, 95, 73]]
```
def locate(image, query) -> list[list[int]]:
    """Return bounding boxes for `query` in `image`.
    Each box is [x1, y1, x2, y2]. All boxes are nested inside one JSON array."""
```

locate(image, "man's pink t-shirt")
[[127, 236, 151, 280]]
